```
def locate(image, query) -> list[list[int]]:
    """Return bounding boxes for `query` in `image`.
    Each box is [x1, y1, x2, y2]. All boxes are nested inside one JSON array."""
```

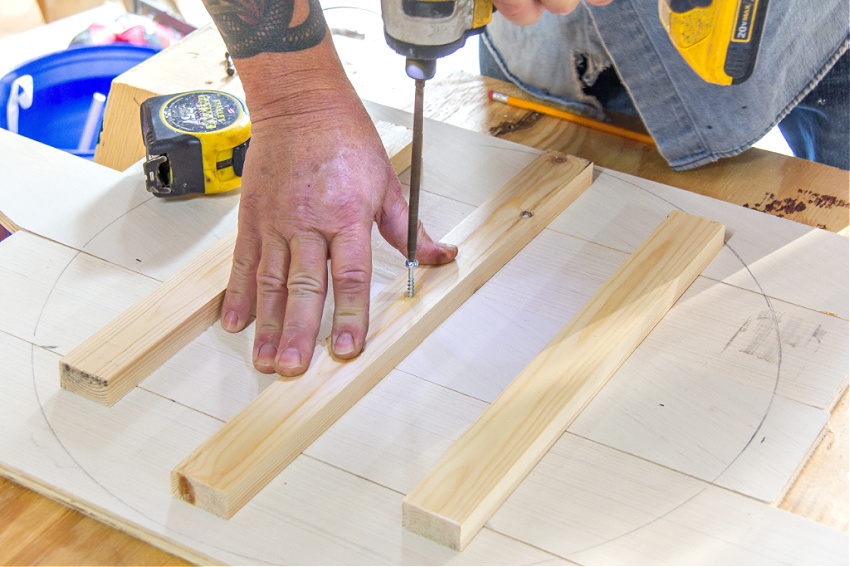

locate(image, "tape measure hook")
[[143, 154, 173, 196]]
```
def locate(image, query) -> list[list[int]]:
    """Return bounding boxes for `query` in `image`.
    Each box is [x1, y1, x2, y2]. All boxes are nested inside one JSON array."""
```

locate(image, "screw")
[[520, 210, 533, 218], [405, 259, 418, 297]]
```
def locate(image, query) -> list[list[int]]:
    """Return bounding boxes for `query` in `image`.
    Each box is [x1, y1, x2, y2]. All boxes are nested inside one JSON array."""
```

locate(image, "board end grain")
[[171, 468, 231, 519], [402, 499, 464, 551], [59, 358, 112, 406]]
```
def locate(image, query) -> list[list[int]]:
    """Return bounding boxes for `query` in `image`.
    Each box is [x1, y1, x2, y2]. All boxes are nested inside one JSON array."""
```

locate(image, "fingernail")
[[278, 347, 301, 369], [334, 332, 355, 356], [223, 310, 239, 332], [255, 343, 277, 368]]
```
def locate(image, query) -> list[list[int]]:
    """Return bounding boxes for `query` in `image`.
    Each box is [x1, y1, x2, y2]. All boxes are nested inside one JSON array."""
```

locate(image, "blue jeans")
[[480, 1, 849, 171], [778, 49, 849, 170]]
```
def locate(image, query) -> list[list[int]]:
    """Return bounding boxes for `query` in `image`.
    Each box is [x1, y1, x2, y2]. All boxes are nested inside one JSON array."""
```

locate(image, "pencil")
[[488, 90, 655, 146]]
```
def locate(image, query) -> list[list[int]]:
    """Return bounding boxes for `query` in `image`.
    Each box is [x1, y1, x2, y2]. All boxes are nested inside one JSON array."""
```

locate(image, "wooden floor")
[[0, 477, 188, 565]]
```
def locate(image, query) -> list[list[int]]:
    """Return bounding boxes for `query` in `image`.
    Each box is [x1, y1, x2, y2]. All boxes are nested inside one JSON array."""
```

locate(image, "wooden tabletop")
[[1, 24, 847, 565]]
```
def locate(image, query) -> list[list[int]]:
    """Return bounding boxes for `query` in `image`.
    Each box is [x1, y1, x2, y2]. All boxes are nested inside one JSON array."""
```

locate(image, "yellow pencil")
[[488, 90, 656, 146]]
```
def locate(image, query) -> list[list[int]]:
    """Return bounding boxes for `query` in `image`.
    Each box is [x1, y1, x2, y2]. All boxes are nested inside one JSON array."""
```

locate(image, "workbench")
[[0, 23, 847, 565]]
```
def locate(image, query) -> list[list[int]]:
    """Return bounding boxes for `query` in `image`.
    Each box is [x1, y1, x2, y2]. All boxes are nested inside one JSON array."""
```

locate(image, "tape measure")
[[141, 90, 251, 197], [659, 0, 769, 85]]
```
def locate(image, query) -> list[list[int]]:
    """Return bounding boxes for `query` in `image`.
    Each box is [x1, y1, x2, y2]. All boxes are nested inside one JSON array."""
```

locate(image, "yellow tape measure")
[[141, 91, 251, 197]]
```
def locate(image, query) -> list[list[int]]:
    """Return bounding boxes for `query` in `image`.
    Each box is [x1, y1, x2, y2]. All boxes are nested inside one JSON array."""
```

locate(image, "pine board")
[[402, 212, 726, 550], [58, 233, 237, 405], [56, 120, 412, 406], [0, 103, 847, 563], [171, 151, 593, 518]]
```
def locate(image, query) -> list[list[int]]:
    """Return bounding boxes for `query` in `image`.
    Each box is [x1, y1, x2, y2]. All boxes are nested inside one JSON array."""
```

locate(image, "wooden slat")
[[59, 122, 413, 405], [59, 233, 236, 405], [402, 210, 725, 551], [171, 151, 593, 518]]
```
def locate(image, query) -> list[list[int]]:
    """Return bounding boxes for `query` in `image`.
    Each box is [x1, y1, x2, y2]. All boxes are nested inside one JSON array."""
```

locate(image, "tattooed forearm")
[[203, 0, 327, 58]]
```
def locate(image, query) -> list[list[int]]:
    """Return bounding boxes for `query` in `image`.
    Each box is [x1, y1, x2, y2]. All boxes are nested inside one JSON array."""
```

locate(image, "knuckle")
[[332, 266, 371, 295], [256, 272, 287, 294], [231, 255, 257, 278], [287, 272, 326, 299], [333, 304, 367, 323]]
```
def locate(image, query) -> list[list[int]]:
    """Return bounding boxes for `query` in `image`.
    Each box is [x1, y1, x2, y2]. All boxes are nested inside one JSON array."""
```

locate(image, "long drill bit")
[[406, 78, 425, 297]]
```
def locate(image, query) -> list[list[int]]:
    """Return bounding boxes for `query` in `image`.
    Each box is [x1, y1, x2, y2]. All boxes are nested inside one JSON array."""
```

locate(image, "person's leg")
[[778, 50, 849, 170]]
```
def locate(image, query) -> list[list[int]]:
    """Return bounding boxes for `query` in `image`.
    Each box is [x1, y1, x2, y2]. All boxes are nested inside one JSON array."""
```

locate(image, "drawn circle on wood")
[[22, 170, 800, 562]]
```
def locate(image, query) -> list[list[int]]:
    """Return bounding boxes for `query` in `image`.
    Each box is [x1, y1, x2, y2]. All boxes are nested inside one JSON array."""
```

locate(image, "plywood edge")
[[780, 389, 850, 531], [771, 419, 831, 506], [402, 210, 725, 550], [171, 152, 593, 518], [0, 465, 221, 566]]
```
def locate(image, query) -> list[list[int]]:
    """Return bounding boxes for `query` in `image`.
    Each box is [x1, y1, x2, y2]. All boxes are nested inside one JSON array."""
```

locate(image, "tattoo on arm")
[[203, 0, 327, 58]]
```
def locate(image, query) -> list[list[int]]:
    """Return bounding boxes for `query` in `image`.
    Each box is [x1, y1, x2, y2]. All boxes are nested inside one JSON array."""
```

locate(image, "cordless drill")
[[381, 0, 494, 295]]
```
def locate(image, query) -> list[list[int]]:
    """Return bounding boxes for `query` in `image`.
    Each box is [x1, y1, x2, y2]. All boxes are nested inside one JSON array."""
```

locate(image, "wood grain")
[[0, 476, 189, 566], [60, 122, 411, 406], [59, 232, 236, 405], [1, 18, 845, 563], [780, 389, 849, 531], [171, 151, 592, 518], [402, 211, 725, 550], [0, 131, 844, 562]]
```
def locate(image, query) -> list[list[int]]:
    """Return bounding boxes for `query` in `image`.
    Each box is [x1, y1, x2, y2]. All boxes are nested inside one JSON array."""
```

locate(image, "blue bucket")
[[0, 43, 159, 159]]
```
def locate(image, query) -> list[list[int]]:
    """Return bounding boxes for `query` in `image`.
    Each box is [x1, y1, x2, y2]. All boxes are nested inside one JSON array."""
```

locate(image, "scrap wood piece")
[[171, 151, 593, 519], [402, 210, 725, 551], [59, 121, 413, 406], [60, 233, 235, 405]]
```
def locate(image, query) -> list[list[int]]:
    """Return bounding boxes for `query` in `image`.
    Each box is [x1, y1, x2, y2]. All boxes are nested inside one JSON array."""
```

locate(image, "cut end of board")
[[171, 469, 231, 519], [400, 210, 726, 551], [59, 359, 113, 406], [402, 499, 464, 551]]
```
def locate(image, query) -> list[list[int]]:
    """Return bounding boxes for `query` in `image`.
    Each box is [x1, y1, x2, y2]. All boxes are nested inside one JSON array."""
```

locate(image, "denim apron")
[[482, 0, 849, 170]]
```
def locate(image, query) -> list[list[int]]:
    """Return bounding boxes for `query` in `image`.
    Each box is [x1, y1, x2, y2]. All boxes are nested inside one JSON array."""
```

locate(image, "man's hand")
[[218, 43, 456, 377], [201, 0, 457, 376], [493, 0, 613, 26]]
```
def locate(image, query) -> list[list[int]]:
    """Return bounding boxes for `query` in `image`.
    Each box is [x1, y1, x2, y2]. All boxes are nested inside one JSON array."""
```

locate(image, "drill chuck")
[[381, 0, 493, 76]]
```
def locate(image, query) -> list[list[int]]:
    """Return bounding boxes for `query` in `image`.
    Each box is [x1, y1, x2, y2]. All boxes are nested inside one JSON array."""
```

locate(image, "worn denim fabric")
[[778, 49, 849, 169], [481, 0, 849, 170]]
